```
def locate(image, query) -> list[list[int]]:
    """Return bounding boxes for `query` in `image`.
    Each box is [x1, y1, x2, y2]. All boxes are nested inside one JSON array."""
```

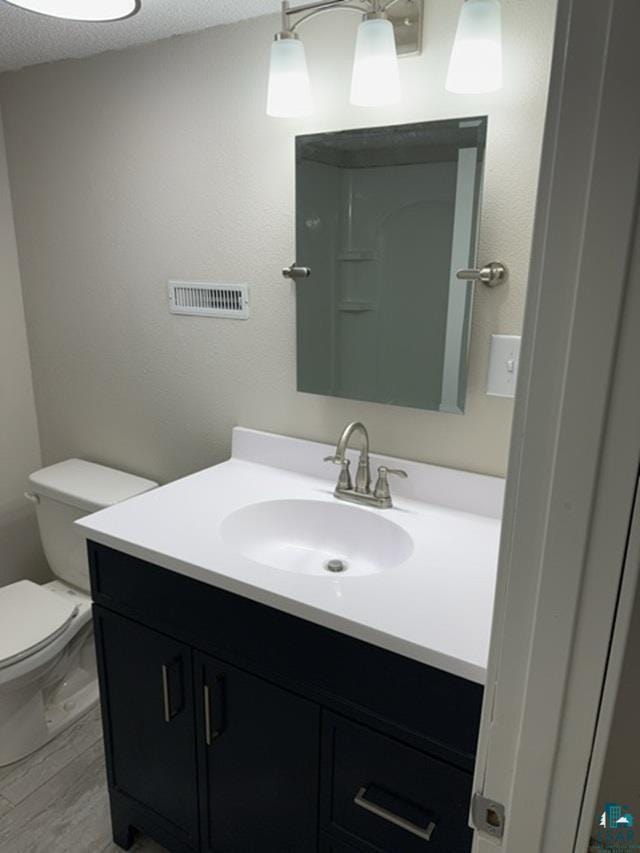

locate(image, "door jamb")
[[471, 0, 640, 849]]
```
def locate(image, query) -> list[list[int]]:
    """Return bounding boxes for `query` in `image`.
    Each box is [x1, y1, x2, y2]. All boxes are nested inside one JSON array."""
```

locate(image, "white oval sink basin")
[[220, 499, 414, 577]]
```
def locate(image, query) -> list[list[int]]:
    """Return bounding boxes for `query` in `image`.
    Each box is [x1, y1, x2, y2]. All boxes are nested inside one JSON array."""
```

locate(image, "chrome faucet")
[[324, 421, 407, 509]]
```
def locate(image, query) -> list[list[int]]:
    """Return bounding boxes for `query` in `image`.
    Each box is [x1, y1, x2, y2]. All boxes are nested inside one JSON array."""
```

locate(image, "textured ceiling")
[[0, 0, 281, 72]]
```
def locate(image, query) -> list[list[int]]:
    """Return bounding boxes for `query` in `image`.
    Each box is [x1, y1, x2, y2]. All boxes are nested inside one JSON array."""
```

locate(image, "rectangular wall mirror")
[[295, 117, 487, 413]]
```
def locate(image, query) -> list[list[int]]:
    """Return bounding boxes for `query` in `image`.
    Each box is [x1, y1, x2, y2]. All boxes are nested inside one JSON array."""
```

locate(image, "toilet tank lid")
[[28, 459, 158, 513]]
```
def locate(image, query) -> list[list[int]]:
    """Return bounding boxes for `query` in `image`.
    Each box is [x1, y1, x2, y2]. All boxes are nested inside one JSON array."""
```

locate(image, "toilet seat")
[[0, 581, 78, 670]]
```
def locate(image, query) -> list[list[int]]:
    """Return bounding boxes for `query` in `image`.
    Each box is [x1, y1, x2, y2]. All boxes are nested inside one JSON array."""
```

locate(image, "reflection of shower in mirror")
[[294, 118, 495, 414]]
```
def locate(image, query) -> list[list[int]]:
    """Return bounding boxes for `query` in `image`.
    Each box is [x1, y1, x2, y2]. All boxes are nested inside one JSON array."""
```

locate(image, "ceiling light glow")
[[3, 0, 140, 22]]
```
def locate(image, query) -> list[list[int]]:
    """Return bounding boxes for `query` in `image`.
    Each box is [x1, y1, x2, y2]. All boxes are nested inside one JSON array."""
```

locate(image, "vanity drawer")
[[321, 713, 474, 853]]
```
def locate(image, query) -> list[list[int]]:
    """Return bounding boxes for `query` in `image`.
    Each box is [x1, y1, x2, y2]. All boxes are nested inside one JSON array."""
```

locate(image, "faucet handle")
[[382, 467, 408, 479], [324, 455, 352, 492], [373, 465, 408, 502]]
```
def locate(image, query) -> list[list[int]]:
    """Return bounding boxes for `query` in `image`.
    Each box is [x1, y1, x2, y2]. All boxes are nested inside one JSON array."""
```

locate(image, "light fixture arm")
[[280, 0, 377, 34]]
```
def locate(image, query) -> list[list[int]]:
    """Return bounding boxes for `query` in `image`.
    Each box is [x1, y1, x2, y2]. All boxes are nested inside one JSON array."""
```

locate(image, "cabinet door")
[[94, 607, 199, 849], [194, 652, 320, 853], [320, 834, 362, 852]]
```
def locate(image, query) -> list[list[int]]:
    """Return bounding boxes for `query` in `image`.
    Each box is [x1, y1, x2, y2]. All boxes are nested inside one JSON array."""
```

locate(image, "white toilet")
[[0, 459, 157, 766]]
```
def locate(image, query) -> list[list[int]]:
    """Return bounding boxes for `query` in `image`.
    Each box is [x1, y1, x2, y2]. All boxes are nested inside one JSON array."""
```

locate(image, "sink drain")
[[325, 559, 347, 573]]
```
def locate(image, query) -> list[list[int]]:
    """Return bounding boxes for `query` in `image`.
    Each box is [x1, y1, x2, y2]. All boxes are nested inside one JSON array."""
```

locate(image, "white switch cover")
[[487, 335, 521, 398]]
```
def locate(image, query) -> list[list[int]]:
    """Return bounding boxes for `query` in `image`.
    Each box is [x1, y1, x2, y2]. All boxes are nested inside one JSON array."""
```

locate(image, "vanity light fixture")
[[267, 0, 423, 118], [446, 0, 503, 94], [2, 0, 140, 22]]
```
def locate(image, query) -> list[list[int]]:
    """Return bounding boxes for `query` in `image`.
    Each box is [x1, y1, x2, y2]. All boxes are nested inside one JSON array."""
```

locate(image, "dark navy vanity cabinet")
[[90, 542, 482, 853]]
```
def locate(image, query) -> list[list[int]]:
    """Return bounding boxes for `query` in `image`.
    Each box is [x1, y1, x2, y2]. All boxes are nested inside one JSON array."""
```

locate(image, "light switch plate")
[[487, 335, 521, 398]]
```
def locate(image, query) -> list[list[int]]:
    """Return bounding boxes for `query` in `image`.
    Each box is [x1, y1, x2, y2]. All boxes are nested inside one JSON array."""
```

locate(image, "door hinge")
[[471, 793, 506, 841]]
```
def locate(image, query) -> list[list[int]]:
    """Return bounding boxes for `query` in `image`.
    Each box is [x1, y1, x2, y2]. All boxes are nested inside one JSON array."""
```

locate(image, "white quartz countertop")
[[77, 427, 503, 684]]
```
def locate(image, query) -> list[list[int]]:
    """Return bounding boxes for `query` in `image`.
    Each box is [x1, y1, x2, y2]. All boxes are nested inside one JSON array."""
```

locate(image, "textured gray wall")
[[0, 0, 556, 483], [0, 110, 47, 587]]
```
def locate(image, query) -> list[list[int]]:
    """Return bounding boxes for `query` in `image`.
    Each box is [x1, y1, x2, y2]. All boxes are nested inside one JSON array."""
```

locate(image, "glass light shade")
[[266, 36, 313, 118], [446, 0, 503, 94], [3, 0, 140, 21], [350, 17, 401, 108]]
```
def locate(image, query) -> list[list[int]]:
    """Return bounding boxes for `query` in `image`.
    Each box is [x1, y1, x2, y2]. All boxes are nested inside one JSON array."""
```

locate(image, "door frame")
[[471, 0, 640, 850]]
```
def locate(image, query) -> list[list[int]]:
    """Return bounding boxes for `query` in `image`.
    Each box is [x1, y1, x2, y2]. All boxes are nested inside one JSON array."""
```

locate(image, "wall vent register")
[[168, 281, 249, 319]]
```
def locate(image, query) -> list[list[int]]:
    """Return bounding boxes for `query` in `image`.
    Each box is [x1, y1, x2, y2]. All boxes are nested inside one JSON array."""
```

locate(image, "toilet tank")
[[27, 460, 157, 593]]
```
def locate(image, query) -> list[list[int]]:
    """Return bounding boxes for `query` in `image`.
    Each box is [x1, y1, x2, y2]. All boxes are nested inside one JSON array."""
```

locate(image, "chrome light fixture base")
[[385, 0, 423, 56], [274, 29, 298, 41]]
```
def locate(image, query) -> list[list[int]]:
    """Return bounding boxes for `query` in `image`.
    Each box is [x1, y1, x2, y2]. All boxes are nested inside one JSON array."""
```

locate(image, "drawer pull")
[[354, 785, 436, 842]]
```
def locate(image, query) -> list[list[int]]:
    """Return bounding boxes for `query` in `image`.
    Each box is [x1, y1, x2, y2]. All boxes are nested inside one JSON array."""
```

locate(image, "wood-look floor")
[[0, 706, 167, 853]]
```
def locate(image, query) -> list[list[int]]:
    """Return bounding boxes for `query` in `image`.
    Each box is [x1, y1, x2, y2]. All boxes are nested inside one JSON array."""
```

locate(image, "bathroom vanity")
[[78, 427, 503, 853]]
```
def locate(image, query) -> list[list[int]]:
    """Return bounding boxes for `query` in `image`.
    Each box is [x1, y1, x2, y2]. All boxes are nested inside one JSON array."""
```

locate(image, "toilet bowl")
[[0, 459, 156, 766]]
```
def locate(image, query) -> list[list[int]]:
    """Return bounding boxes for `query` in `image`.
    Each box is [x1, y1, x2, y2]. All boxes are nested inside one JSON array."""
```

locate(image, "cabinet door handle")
[[203, 684, 213, 745], [161, 658, 184, 723], [161, 664, 171, 723], [354, 786, 436, 842], [203, 680, 223, 745]]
